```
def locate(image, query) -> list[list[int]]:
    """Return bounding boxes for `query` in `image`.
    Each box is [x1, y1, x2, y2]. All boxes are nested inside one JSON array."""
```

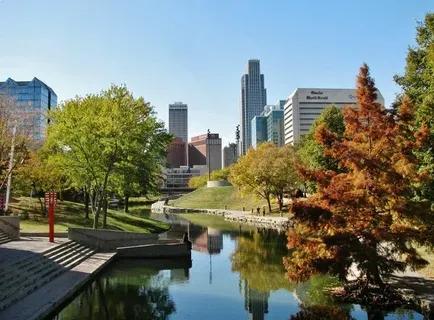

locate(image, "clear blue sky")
[[0, 1, 432, 146]]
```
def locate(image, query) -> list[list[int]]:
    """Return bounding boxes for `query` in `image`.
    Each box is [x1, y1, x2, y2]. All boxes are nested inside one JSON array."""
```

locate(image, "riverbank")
[[151, 200, 291, 230], [9, 196, 169, 233]]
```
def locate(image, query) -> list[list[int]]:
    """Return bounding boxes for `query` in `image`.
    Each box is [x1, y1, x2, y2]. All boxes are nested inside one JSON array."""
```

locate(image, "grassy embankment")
[[170, 185, 282, 212], [8, 196, 168, 234]]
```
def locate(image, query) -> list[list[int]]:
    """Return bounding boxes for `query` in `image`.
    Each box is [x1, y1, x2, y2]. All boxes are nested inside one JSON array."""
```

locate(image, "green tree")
[[230, 143, 299, 212], [394, 12, 434, 207], [296, 106, 344, 193], [110, 115, 171, 212], [14, 151, 67, 215], [285, 64, 432, 294], [270, 144, 300, 211], [229, 143, 277, 212], [46, 85, 170, 228]]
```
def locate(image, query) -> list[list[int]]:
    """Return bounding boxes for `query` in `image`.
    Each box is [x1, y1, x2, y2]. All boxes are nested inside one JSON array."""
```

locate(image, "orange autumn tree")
[[284, 64, 432, 290]]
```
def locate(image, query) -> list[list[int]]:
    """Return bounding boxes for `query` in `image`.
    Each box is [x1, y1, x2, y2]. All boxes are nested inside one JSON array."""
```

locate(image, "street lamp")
[[207, 129, 211, 181]]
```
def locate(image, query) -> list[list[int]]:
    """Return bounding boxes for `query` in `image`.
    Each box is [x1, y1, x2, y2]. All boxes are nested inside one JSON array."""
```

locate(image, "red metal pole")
[[49, 197, 54, 243]]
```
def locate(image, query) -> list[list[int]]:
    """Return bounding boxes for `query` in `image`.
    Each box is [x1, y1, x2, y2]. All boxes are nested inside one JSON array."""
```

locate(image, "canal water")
[[52, 213, 424, 320]]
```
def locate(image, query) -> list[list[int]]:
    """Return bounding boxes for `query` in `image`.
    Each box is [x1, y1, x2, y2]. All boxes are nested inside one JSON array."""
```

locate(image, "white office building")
[[284, 88, 384, 145]]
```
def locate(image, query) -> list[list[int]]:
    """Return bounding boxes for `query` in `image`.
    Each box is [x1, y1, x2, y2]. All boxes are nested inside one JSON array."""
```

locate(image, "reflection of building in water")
[[192, 227, 223, 255], [243, 280, 269, 320]]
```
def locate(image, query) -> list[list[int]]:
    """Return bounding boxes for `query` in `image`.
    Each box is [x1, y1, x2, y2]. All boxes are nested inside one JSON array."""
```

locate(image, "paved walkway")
[[0, 237, 115, 320], [390, 272, 434, 318], [0, 237, 68, 268]]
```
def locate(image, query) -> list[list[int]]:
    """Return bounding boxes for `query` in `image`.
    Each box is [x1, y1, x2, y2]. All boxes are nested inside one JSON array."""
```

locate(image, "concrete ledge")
[[21, 232, 68, 238], [207, 180, 231, 188], [68, 228, 158, 252], [116, 242, 191, 258], [0, 216, 20, 239]]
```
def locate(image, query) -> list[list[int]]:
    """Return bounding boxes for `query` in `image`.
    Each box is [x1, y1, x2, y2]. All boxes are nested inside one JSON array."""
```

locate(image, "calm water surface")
[[53, 213, 424, 320]]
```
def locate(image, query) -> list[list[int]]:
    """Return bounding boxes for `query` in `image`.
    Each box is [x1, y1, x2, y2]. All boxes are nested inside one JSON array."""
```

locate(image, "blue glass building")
[[0, 77, 57, 141], [251, 100, 285, 148], [251, 115, 267, 149], [240, 59, 267, 154]]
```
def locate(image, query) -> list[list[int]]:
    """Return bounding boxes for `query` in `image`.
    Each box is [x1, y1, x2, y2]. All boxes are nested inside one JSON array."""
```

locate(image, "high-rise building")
[[223, 143, 238, 168], [189, 133, 222, 172], [251, 115, 267, 148], [169, 102, 188, 143], [240, 59, 267, 154], [251, 100, 285, 148], [0, 77, 57, 141], [167, 137, 187, 168], [284, 88, 384, 145]]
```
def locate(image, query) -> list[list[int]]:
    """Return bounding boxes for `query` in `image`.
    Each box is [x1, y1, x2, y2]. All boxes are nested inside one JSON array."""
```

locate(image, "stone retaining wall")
[[151, 201, 291, 230], [0, 216, 20, 239], [68, 228, 158, 252], [116, 241, 191, 258], [206, 180, 231, 188]]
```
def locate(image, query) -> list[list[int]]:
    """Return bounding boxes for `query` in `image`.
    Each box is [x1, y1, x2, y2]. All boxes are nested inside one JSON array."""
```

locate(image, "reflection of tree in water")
[[231, 228, 294, 292], [231, 228, 293, 320], [57, 266, 175, 320]]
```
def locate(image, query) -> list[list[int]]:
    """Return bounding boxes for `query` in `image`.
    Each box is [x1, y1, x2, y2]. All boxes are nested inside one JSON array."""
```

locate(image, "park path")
[[0, 237, 115, 320]]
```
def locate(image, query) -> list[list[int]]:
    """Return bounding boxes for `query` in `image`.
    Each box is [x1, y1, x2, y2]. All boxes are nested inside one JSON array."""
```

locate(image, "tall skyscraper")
[[0, 77, 57, 141], [240, 59, 267, 154], [169, 102, 188, 143]]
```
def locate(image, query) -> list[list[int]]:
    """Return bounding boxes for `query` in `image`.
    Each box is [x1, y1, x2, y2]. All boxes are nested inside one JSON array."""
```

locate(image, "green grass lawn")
[[9, 196, 168, 234], [170, 186, 277, 211]]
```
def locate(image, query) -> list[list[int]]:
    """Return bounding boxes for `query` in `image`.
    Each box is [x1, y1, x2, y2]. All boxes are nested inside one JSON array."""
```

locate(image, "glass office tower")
[[0, 77, 57, 141], [240, 59, 267, 154]]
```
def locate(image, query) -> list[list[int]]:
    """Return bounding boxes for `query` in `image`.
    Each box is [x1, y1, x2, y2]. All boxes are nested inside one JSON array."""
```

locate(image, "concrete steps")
[[0, 240, 96, 311], [0, 230, 11, 245]]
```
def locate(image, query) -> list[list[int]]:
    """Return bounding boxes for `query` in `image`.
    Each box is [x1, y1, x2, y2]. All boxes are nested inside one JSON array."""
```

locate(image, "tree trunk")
[[92, 190, 100, 229], [93, 207, 100, 229], [102, 198, 108, 229], [278, 193, 283, 211], [266, 195, 272, 213], [84, 188, 90, 220], [124, 195, 129, 213], [91, 191, 97, 213]]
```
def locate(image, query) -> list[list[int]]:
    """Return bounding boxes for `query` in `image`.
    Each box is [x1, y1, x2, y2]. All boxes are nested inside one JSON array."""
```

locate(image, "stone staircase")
[[0, 240, 95, 311], [0, 230, 11, 245]]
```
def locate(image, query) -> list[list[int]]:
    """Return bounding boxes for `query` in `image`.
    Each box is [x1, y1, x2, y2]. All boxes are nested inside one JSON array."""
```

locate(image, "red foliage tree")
[[284, 64, 432, 289]]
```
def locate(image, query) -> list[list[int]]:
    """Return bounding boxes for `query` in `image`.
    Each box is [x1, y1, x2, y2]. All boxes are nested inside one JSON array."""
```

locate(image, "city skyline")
[[0, 1, 432, 147]]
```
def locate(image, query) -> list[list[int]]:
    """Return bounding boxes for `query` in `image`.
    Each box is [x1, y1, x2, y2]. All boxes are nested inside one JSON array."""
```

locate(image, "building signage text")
[[306, 90, 328, 101]]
